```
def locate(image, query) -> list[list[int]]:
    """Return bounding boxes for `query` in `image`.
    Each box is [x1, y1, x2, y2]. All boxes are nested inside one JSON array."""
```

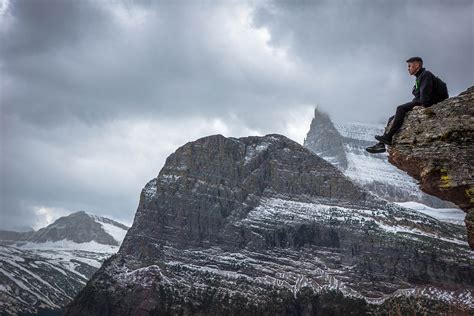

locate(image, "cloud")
[[1, 0, 314, 128], [252, 0, 474, 122], [1, 105, 312, 229], [1, 0, 472, 229]]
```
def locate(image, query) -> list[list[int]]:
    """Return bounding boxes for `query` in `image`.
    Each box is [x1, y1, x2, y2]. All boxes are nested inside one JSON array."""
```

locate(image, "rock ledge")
[[388, 86, 474, 248]]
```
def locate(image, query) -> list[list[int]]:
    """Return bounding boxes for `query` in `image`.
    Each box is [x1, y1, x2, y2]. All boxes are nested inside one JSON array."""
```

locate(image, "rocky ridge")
[[0, 211, 128, 247], [388, 86, 474, 249], [65, 134, 472, 315]]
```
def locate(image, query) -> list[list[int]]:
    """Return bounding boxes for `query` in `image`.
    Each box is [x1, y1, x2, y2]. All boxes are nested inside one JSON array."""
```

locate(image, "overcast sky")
[[1, 0, 473, 230]]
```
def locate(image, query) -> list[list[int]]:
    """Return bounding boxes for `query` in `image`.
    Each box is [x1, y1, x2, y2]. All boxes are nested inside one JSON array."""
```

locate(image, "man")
[[366, 57, 449, 154]]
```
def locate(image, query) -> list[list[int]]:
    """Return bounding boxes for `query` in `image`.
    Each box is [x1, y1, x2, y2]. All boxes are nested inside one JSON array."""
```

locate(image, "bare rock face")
[[388, 86, 474, 249], [64, 134, 473, 315], [304, 108, 348, 169]]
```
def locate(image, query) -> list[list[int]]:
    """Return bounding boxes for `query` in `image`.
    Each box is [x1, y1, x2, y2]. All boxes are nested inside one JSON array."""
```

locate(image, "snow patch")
[[335, 122, 384, 142], [396, 202, 465, 225], [98, 222, 127, 244], [344, 149, 419, 191], [143, 178, 158, 199], [243, 198, 467, 246], [244, 142, 269, 163], [19, 240, 119, 253]]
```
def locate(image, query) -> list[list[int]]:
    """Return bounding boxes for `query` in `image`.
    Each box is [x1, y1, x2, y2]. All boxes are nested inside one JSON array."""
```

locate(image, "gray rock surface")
[[65, 134, 473, 315], [388, 86, 474, 249], [304, 108, 348, 169]]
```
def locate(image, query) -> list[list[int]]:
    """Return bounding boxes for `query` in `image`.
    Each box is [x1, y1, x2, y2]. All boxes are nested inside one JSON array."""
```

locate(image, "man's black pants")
[[385, 101, 420, 137]]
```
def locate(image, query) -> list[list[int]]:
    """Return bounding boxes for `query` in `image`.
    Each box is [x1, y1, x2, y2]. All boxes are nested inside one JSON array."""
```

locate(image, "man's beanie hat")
[[406, 56, 423, 64]]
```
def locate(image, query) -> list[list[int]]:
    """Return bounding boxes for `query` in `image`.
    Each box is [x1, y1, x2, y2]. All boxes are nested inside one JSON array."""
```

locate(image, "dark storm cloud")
[[1, 0, 107, 56], [1, 1, 307, 225], [251, 0, 474, 122], [1, 0, 472, 229], [1, 0, 310, 129]]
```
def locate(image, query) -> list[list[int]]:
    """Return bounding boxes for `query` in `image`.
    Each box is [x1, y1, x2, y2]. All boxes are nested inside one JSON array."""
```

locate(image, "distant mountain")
[[0, 211, 128, 246], [303, 108, 347, 169], [304, 108, 458, 210], [65, 134, 472, 315], [0, 212, 128, 315]]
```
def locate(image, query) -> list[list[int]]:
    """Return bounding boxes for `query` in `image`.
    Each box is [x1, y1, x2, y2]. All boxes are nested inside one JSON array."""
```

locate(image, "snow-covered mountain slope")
[[89, 214, 128, 245], [65, 135, 473, 315], [335, 121, 463, 211], [0, 211, 128, 246], [334, 121, 429, 202], [304, 109, 462, 215], [396, 202, 466, 226], [335, 121, 385, 142], [0, 212, 128, 315]]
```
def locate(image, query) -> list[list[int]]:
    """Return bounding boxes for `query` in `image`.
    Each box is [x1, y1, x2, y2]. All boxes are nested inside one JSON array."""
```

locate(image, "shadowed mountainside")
[[65, 134, 472, 315]]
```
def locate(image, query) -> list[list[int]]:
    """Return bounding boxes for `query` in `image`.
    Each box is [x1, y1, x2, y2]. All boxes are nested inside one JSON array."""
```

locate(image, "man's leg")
[[385, 102, 417, 138], [383, 115, 395, 135], [375, 102, 417, 145], [387, 115, 394, 126], [366, 115, 396, 154]]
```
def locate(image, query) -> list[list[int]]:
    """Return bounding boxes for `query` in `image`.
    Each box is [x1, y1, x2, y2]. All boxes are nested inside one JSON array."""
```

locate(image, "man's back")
[[412, 68, 449, 106]]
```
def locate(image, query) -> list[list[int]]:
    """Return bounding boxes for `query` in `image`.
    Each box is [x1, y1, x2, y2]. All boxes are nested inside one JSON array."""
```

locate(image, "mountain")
[[388, 86, 474, 249], [304, 108, 459, 209], [0, 211, 128, 247], [0, 212, 128, 315], [65, 134, 472, 315], [303, 108, 347, 169]]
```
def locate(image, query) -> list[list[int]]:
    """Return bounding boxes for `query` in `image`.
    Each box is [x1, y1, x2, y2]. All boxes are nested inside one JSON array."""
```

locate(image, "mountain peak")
[[0, 211, 128, 246], [127, 132, 362, 253], [66, 132, 472, 315], [304, 108, 348, 169]]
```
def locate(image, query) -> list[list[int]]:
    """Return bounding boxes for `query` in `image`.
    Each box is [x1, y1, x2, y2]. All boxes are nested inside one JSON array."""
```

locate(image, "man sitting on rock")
[[366, 57, 449, 154]]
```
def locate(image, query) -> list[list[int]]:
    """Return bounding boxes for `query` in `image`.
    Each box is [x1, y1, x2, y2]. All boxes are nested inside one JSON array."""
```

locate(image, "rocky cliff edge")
[[388, 86, 474, 249]]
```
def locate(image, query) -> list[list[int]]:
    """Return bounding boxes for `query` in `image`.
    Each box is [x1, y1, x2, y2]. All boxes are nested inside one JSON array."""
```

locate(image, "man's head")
[[406, 56, 423, 75]]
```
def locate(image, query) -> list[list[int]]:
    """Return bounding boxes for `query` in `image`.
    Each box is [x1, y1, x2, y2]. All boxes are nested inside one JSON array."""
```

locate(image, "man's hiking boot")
[[375, 134, 392, 146], [366, 142, 386, 154]]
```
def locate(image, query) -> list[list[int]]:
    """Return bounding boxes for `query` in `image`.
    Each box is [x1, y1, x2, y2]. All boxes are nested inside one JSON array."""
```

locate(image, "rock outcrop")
[[65, 134, 473, 315], [388, 86, 474, 249]]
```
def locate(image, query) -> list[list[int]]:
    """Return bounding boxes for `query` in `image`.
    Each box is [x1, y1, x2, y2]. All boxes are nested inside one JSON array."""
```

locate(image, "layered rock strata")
[[65, 134, 472, 315]]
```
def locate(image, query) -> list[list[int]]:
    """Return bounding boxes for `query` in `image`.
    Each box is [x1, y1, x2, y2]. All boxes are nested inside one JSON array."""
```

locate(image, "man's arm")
[[419, 72, 434, 106]]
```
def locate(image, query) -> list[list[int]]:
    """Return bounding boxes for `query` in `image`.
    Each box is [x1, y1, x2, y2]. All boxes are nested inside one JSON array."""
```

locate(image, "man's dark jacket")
[[412, 67, 449, 106]]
